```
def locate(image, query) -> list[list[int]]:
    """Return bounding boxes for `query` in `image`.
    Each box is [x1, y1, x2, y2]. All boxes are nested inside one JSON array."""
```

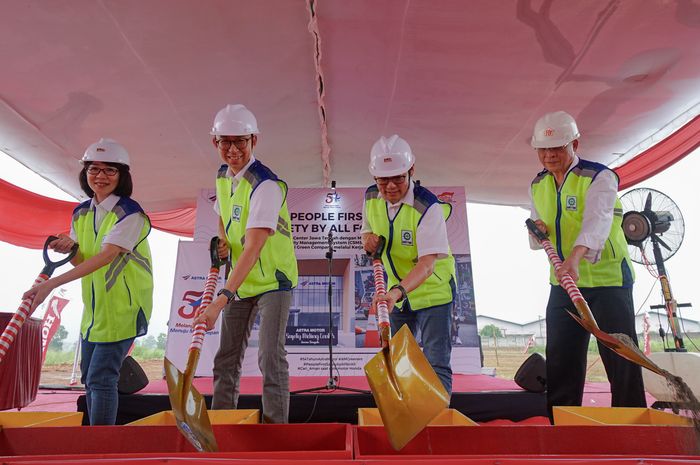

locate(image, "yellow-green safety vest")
[[215, 161, 298, 298], [364, 184, 456, 311], [72, 197, 153, 342], [530, 159, 634, 288]]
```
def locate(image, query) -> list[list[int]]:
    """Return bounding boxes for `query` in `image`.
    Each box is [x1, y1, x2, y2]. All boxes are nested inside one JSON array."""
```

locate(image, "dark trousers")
[[545, 285, 646, 422]]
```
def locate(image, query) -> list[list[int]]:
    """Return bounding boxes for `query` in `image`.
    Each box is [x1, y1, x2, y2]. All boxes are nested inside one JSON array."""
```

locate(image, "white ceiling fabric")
[[0, 0, 698, 210]]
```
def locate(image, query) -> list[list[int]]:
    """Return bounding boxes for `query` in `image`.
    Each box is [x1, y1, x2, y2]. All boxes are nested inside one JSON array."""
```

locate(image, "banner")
[[167, 186, 481, 376], [40, 290, 69, 363], [165, 240, 225, 376]]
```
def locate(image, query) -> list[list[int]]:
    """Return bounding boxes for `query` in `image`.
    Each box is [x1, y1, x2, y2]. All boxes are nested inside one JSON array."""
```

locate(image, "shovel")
[[164, 236, 225, 452], [0, 236, 77, 363], [363, 236, 450, 450], [525, 219, 667, 376]]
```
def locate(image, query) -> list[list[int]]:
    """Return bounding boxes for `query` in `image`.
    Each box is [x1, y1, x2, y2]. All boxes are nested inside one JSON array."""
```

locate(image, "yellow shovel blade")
[[164, 357, 218, 452], [364, 324, 450, 450]]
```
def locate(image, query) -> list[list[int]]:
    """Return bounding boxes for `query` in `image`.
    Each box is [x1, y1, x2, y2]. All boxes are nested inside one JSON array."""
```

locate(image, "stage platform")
[[19, 374, 655, 426]]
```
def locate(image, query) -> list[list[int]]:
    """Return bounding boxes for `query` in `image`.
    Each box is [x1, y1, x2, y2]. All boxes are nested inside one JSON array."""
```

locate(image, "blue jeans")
[[390, 301, 453, 396], [80, 337, 134, 425]]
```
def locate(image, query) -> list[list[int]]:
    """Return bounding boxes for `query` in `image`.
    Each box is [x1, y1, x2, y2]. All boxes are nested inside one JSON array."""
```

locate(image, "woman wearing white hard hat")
[[23, 138, 153, 425], [527, 111, 645, 422], [361, 134, 457, 396]]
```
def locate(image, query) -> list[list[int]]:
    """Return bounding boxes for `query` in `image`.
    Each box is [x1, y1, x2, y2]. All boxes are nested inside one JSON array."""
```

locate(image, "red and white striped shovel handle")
[[368, 236, 391, 348], [189, 236, 228, 354], [0, 274, 48, 363], [525, 219, 584, 304], [189, 267, 219, 353], [0, 236, 78, 364]]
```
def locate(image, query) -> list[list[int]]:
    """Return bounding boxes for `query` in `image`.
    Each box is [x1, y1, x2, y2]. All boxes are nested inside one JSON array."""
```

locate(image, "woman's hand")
[[49, 234, 77, 254], [22, 279, 57, 313]]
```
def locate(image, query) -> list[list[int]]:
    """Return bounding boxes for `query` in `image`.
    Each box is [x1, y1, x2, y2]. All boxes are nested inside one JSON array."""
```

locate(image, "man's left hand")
[[193, 295, 227, 331], [556, 256, 580, 283], [372, 287, 402, 313]]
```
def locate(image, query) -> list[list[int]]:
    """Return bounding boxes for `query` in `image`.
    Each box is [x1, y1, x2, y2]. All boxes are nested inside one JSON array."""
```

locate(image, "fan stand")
[[650, 236, 687, 352]]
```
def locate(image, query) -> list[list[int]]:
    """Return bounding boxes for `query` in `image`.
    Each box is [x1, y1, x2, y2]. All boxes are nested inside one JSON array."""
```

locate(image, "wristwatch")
[[217, 288, 236, 304], [389, 284, 407, 303]]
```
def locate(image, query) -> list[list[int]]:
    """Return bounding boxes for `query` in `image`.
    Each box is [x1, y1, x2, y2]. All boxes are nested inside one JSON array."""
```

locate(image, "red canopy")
[[615, 115, 700, 190], [0, 179, 194, 249], [2, 112, 697, 249]]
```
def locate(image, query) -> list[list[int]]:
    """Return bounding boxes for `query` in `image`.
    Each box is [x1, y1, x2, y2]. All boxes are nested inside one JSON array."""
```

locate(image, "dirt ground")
[[39, 347, 609, 386]]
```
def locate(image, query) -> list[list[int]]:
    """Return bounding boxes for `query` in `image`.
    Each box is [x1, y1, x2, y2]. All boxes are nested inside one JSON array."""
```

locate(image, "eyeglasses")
[[86, 166, 119, 177], [375, 175, 408, 186], [537, 143, 570, 152], [216, 137, 251, 151]]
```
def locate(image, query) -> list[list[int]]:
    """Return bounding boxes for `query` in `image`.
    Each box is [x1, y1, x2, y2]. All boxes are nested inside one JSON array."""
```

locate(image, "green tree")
[[141, 335, 157, 349], [480, 324, 502, 338], [156, 333, 167, 350], [48, 325, 68, 351]]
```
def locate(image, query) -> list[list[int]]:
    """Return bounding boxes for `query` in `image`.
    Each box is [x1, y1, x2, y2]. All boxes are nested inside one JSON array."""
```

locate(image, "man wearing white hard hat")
[[195, 104, 297, 423], [361, 135, 456, 395], [23, 138, 153, 425], [528, 111, 645, 421]]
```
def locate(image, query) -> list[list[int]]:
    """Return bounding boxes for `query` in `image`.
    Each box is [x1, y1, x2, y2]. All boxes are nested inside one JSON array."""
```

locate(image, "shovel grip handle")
[[0, 274, 48, 363], [371, 259, 391, 347], [190, 266, 220, 352]]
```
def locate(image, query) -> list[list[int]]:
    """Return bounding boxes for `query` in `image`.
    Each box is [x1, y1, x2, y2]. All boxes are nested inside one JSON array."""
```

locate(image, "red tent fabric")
[[1, 114, 697, 249], [0, 179, 194, 249], [614, 115, 700, 190]]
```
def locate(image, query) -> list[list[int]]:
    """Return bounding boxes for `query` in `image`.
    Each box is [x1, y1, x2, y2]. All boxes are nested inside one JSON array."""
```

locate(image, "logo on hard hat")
[[544, 128, 554, 137], [96, 147, 106, 152], [383, 157, 393, 163]]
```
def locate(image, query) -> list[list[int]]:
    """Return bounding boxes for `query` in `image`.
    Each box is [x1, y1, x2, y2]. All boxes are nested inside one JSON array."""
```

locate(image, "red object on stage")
[[0, 312, 42, 410], [0, 424, 353, 459], [354, 425, 699, 458]]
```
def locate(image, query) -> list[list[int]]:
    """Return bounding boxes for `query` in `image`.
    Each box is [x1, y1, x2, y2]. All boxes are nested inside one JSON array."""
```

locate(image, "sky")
[[0, 149, 698, 345]]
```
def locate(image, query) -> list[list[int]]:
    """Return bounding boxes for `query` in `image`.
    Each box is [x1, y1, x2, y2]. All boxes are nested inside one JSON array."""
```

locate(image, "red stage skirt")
[[0, 312, 42, 410]]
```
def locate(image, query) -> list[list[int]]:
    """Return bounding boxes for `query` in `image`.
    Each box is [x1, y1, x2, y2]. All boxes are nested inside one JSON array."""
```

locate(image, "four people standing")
[[20, 105, 649, 424]]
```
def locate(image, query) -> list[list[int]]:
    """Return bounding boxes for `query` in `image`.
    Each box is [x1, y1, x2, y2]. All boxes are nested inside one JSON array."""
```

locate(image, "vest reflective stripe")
[[531, 160, 634, 288], [73, 197, 153, 342], [365, 184, 456, 311], [216, 162, 298, 298]]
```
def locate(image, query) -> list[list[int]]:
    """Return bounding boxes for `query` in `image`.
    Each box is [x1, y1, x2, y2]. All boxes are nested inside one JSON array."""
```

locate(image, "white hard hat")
[[81, 138, 130, 166], [210, 104, 259, 136], [531, 111, 580, 148], [369, 135, 415, 177]]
